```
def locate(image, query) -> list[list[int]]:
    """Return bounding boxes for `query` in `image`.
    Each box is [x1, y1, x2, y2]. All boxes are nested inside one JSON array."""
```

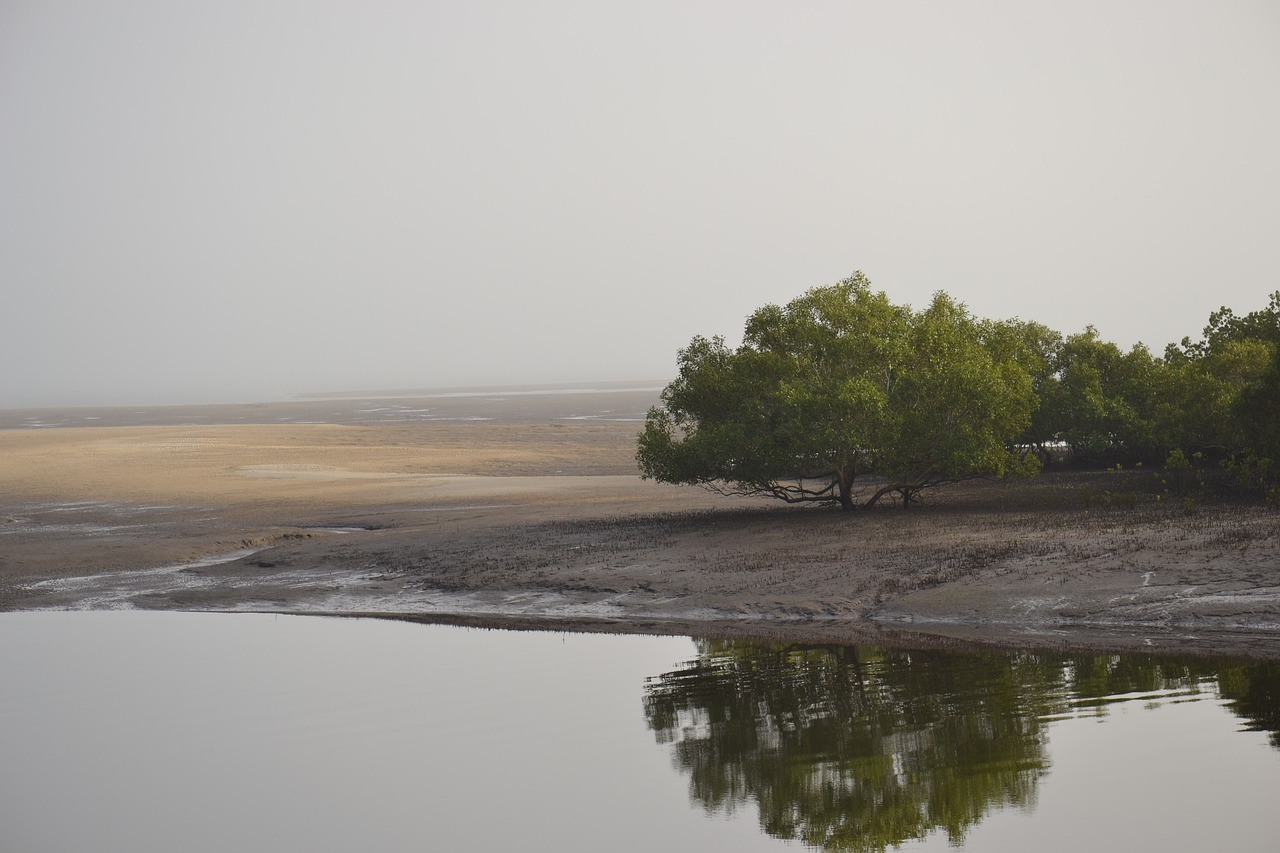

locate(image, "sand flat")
[[3, 392, 1279, 659]]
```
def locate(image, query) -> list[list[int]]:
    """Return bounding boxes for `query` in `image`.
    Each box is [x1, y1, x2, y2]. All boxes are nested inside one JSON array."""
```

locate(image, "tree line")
[[637, 272, 1280, 509]]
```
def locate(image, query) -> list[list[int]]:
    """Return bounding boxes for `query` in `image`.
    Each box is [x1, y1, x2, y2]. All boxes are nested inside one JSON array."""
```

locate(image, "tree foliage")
[[1169, 291, 1280, 361], [1235, 340, 1280, 463], [637, 273, 1038, 510], [640, 275, 1280, 506], [1034, 329, 1165, 464], [1030, 290, 1279, 471]]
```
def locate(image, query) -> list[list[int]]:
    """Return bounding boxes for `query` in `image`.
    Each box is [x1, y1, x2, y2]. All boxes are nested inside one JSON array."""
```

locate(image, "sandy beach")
[[3, 385, 1278, 659]]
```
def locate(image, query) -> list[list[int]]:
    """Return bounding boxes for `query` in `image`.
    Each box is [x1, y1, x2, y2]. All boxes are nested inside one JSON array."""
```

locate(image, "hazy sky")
[[3, 1, 1278, 407]]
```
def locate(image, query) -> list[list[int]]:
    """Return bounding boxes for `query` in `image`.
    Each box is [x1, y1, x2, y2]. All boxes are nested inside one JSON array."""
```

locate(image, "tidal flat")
[[1, 385, 1278, 659]]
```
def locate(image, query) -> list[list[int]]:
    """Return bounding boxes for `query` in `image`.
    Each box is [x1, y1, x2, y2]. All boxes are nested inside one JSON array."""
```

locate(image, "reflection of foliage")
[[643, 642, 1280, 852], [1218, 662, 1280, 749], [1059, 654, 1280, 749], [644, 643, 1052, 851]]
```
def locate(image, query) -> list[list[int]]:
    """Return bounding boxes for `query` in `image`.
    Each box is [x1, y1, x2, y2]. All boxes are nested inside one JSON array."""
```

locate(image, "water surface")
[[1, 612, 1276, 852]]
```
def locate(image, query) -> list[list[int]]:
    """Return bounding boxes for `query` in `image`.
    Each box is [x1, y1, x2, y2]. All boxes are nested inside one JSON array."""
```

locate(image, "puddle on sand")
[[19, 549, 265, 610], [16, 561, 743, 620]]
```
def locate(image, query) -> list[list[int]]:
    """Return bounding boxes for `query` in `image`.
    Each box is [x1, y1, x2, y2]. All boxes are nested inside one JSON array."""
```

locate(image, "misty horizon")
[[0, 377, 669, 411], [4, 1, 1277, 409]]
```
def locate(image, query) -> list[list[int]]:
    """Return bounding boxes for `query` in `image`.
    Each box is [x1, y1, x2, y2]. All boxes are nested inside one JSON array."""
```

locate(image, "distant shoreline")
[[0, 379, 669, 421], [0, 382, 667, 430], [293, 378, 666, 400]]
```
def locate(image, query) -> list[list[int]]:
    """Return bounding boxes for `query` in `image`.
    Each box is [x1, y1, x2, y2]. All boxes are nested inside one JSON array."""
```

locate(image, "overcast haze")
[[2, 1, 1278, 407]]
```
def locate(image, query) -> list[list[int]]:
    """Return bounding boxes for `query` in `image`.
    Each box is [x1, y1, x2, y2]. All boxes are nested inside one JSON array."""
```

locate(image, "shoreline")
[[2, 397, 1278, 661], [324, 610, 1280, 662]]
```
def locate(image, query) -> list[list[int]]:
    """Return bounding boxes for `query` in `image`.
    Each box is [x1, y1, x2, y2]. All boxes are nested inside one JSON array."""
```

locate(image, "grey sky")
[[3, 1, 1278, 407]]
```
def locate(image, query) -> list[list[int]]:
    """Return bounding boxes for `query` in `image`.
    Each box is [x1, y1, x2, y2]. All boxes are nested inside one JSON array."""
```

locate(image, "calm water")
[[1, 613, 1277, 853]]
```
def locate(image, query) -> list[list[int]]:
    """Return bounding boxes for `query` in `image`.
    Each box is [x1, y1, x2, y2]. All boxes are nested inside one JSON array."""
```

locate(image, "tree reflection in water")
[[642, 641, 1280, 852]]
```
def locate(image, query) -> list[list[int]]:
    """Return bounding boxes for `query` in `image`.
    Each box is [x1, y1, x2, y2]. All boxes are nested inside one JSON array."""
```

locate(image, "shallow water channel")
[[1, 612, 1277, 852]]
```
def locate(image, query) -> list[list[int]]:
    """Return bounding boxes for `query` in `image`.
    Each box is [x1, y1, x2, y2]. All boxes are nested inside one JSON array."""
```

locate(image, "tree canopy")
[[640, 273, 1280, 505], [636, 273, 1038, 510], [1027, 290, 1279, 469]]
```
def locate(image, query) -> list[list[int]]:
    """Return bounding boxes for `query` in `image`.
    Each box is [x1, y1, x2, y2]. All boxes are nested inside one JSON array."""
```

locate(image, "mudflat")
[[3, 385, 1278, 659]]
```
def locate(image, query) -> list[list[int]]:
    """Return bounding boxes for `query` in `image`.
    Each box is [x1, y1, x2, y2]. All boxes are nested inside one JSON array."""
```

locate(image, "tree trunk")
[[837, 471, 855, 511], [862, 484, 896, 509]]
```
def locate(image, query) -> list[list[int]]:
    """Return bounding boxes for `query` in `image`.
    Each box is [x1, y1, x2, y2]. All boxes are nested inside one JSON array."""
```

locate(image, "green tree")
[[987, 319, 1063, 464], [1234, 341, 1280, 464], [1168, 290, 1280, 361], [1155, 338, 1273, 455], [637, 273, 1038, 510], [1037, 328, 1167, 465], [1163, 291, 1279, 464]]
